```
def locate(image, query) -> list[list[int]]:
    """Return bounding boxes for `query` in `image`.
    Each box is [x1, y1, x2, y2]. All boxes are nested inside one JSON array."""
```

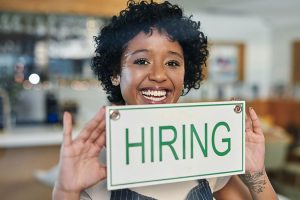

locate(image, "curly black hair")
[[91, 0, 208, 104]]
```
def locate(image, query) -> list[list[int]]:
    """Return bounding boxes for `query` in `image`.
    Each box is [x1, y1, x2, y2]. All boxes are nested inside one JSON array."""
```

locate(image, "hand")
[[245, 107, 265, 173], [54, 107, 107, 196], [239, 108, 279, 199]]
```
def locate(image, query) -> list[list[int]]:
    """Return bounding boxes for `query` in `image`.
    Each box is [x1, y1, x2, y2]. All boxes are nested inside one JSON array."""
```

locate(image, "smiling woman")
[[92, 0, 208, 105], [119, 29, 185, 105], [53, 1, 278, 200]]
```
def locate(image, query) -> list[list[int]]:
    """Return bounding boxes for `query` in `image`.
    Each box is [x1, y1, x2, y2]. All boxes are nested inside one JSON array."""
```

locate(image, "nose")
[[148, 64, 167, 83]]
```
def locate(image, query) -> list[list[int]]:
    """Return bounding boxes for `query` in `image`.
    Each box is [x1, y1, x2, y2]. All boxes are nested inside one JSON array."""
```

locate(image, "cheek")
[[178, 77, 185, 93], [120, 69, 133, 94], [120, 68, 144, 95], [172, 69, 185, 88]]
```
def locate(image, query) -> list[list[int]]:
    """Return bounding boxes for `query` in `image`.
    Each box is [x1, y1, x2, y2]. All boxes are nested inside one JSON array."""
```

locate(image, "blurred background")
[[0, 0, 300, 199]]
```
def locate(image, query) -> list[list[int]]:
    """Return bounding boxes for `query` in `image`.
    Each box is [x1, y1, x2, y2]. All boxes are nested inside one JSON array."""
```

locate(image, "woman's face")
[[120, 29, 185, 105]]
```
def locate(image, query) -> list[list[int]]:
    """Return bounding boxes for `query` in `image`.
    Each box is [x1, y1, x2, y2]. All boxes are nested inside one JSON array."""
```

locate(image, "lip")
[[139, 87, 170, 104]]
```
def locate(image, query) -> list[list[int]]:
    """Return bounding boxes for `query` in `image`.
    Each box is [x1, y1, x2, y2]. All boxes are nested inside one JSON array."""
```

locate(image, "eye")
[[133, 58, 150, 65], [165, 60, 180, 67]]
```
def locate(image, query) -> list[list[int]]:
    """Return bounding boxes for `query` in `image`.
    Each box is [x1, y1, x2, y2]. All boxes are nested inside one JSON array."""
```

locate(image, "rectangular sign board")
[[106, 101, 245, 190]]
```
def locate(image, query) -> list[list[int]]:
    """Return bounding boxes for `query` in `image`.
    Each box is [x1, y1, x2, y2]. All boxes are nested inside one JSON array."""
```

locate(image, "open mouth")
[[141, 89, 168, 102]]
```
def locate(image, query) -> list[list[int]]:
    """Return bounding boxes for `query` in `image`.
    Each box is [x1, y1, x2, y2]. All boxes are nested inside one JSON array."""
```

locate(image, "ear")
[[111, 75, 120, 86]]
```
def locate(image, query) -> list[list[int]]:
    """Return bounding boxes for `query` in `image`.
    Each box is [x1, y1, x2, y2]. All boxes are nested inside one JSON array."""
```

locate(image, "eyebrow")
[[168, 51, 184, 59], [124, 49, 184, 60], [123, 49, 149, 57]]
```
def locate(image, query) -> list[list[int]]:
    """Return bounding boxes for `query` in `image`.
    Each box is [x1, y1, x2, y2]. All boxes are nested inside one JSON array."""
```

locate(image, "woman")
[[53, 1, 278, 199]]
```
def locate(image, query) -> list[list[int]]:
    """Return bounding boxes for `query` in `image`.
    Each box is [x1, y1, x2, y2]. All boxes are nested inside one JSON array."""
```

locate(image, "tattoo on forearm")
[[239, 171, 267, 194]]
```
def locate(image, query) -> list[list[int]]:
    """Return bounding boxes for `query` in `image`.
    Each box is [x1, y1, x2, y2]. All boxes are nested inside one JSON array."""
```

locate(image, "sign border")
[[107, 101, 245, 189]]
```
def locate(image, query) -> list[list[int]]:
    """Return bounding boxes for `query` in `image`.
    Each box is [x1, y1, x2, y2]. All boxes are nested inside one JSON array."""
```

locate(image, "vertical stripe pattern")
[[110, 188, 156, 200], [110, 179, 213, 200], [186, 180, 213, 200]]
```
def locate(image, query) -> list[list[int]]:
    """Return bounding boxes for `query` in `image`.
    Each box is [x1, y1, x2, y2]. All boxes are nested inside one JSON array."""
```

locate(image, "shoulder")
[[207, 176, 232, 193]]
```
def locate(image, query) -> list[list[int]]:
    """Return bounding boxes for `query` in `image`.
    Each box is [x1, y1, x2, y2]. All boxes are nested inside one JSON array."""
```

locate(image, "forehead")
[[123, 28, 183, 54]]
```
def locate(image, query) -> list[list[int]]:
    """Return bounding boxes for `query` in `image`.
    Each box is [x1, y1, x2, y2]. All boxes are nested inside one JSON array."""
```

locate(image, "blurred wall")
[[193, 13, 272, 99], [272, 26, 300, 85]]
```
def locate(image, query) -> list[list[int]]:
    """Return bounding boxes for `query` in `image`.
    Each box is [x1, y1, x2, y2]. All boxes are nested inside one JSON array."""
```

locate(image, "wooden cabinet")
[[248, 99, 300, 128]]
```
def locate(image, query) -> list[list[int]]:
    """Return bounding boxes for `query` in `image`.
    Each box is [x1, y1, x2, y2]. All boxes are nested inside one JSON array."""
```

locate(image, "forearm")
[[239, 169, 278, 200], [52, 186, 80, 200]]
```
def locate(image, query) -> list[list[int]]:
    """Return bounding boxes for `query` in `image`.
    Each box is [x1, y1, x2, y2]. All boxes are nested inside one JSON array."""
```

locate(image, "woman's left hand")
[[238, 108, 278, 200], [244, 107, 265, 172]]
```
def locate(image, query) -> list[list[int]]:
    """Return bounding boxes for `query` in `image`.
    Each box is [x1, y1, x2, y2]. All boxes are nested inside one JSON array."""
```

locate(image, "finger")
[[249, 107, 263, 135], [245, 113, 252, 133], [95, 130, 106, 148], [78, 107, 106, 141], [87, 117, 106, 143], [63, 112, 73, 146], [86, 107, 106, 142]]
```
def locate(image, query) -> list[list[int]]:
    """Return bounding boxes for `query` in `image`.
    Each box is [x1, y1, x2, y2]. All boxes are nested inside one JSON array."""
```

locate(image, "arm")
[[214, 107, 278, 200], [239, 169, 277, 200], [214, 175, 252, 200], [214, 173, 277, 200], [52, 107, 107, 200]]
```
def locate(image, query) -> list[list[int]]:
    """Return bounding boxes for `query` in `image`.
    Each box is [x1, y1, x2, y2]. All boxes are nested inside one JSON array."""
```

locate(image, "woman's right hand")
[[53, 107, 107, 199]]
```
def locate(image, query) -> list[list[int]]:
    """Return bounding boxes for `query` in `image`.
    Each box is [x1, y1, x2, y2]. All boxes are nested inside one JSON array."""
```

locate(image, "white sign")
[[106, 101, 245, 190]]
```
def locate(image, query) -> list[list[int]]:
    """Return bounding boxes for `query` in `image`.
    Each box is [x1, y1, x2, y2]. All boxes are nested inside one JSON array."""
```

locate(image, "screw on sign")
[[234, 104, 242, 113], [110, 110, 120, 120]]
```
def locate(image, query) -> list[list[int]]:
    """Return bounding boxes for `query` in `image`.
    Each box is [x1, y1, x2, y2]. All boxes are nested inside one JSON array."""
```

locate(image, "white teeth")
[[143, 95, 166, 102], [141, 89, 167, 97], [141, 89, 167, 101]]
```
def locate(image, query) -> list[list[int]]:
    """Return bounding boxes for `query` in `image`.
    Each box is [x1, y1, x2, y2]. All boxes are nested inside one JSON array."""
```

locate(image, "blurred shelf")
[[0, 126, 79, 148]]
